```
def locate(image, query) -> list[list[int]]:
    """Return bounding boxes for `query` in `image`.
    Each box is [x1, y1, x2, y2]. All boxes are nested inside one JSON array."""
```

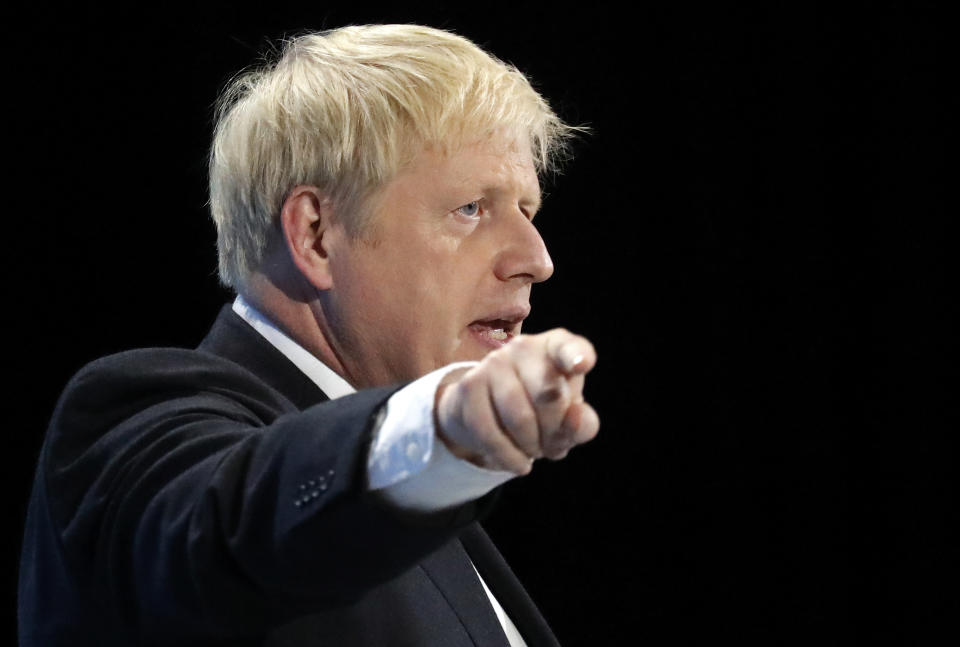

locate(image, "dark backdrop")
[[9, 3, 952, 645]]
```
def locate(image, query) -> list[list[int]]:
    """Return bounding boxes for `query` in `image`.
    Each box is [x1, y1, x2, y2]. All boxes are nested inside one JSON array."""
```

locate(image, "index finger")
[[543, 329, 597, 376]]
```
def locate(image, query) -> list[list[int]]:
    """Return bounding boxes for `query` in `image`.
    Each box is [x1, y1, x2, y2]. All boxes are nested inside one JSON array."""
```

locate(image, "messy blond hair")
[[209, 24, 577, 288]]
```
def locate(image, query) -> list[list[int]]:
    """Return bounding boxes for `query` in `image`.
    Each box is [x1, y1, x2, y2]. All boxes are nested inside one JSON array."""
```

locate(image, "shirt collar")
[[232, 295, 356, 400]]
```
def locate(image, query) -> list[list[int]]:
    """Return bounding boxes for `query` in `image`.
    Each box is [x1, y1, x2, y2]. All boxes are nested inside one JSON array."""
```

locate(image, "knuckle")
[[505, 399, 536, 432], [459, 405, 490, 441], [575, 414, 600, 443], [487, 351, 512, 372], [536, 384, 566, 405], [585, 417, 601, 439], [461, 370, 485, 389], [554, 423, 577, 447], [512, 335, 536, 353], [535, 376, 570, 406], [581, 426, 599, 443], [520, 335, 542, 353], [451, 379, 470, 400], [543, 440, 570, 461], [511, 457, 534, 475], [469, 418, 496, 445]]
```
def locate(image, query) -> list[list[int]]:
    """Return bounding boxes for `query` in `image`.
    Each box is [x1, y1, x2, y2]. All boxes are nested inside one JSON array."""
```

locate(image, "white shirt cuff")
[[367, 362, 517, 512]]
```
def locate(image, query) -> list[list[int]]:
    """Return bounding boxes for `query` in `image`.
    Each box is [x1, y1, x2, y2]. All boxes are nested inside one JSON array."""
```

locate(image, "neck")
[[239, 265, 355, 388]]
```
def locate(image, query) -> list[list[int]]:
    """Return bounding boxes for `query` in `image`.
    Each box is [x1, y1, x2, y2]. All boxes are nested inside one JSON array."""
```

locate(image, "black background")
[[8, 3, 953, 645]]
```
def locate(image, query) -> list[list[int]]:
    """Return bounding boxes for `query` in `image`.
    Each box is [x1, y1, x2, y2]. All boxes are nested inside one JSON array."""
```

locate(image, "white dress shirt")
[[232, 296, 528, 646]]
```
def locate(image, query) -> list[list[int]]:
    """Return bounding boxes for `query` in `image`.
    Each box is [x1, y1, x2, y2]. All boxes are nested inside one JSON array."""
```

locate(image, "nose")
[[493, 210, 555, 284]]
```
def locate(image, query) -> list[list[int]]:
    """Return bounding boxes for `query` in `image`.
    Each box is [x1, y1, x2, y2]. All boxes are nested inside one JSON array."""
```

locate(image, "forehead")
[[392, 136, 541, 206]]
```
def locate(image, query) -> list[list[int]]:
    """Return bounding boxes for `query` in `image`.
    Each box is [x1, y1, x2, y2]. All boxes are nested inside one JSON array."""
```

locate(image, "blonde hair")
[[209, 24, 577, 288]]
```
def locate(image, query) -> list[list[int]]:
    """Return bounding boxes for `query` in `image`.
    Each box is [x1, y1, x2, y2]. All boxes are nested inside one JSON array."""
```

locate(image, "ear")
[[279, 185, 339, 290]]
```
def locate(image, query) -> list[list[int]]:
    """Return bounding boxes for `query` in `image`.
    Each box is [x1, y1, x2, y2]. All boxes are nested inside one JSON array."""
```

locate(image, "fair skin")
[[243, 135, 599, 474]]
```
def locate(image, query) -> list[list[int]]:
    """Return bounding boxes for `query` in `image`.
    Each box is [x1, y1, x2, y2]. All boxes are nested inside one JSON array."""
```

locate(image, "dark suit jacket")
[[19, 305, 559, 646]]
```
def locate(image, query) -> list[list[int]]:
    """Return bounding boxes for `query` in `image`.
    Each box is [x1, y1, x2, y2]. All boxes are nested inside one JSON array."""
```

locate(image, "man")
[[19, 24, 598, 646]]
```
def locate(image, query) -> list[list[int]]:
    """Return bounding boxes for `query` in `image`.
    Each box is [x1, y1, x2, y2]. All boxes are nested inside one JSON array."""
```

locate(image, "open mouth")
[[468, 310, 528, 348], [469, 320, 513, 340]]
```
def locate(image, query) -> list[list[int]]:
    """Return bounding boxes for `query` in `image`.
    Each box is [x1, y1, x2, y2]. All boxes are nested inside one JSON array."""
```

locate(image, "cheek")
[[371, 232, 486, 333], [364, 261, 443, 330]]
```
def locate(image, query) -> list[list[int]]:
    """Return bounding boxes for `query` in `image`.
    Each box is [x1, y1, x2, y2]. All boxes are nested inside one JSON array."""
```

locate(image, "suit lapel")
[[197, 304, 329, 411], [419, 533, 512, 647], [461, 524, 561, 647]]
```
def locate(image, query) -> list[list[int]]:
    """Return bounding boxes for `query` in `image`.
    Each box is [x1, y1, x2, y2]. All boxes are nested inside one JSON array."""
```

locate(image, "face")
[[320, 136, 554, 388]]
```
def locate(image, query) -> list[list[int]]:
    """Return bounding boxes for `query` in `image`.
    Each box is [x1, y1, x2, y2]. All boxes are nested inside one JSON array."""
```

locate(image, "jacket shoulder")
[[54, 347, 294, 431], [41, 348, 297, 535]]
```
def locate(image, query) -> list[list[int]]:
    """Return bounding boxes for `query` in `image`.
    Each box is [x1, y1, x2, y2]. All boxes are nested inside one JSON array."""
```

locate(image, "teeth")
[[489, 328, 507, 340]]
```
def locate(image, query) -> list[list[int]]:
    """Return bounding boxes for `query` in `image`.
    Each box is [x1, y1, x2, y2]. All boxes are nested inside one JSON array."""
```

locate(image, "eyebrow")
[[481, 184, 542, 215]]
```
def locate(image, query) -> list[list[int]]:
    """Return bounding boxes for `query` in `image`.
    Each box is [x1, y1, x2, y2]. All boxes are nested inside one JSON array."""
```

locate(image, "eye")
[[455, 201, 481, 218]]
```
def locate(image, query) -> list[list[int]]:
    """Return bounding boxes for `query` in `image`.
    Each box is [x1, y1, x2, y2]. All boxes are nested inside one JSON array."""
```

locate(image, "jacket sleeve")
[[39, 348, 491, 643]]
